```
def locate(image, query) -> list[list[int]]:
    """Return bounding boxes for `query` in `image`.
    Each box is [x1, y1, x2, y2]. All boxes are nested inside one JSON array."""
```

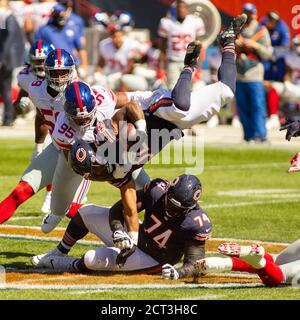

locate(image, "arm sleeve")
[[195, 17, 205, 37], [177, 240, 206, 278], [157, 18, 168, 38]]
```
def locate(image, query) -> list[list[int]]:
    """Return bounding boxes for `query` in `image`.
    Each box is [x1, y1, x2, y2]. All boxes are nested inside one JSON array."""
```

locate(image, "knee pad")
[[83, 250, 97, 270]]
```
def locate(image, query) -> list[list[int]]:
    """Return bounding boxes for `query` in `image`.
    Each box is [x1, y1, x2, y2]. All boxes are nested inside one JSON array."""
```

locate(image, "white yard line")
[[0, 233, 100, 246], [0, 282, 264, 291], [202, 198, 300, 209]]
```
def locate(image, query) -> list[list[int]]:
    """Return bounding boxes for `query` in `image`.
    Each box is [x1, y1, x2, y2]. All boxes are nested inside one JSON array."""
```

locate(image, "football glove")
[[113, 230, 135, 250], [116, 245, 137, 268], [162, 264, 179, 280], [280, 120, 300, 141]]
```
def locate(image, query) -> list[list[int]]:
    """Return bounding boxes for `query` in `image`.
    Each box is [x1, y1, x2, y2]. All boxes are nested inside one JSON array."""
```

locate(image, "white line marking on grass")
[[217, 189, 299, 197], [0, 233, 101, 246], [148, 162, 288, 171], [9, 216, 42, 221], [202, 199, 300, 209], [0, 225, 65, 231], [0, 282, 264, 291]]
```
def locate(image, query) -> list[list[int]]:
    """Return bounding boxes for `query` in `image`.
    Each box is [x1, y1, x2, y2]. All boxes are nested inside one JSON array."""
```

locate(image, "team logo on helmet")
[[76, 148, 87, 163]]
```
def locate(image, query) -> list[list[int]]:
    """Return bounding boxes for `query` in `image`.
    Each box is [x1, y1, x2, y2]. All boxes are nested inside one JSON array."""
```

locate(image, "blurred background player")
[[157, 0, 205, 90], [34, 4, 88, 75], [0, 0, 25, 126], [235, 3, 273, 143], [261, 11, 290, 130], [15, 39, 55, 214], [95, 27, 147, 92], [196, 240, 300, 287], [31, 175, 212, 280]]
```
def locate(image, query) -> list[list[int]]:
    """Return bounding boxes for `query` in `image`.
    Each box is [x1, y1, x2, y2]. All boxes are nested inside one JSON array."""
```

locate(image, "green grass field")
[[1, 138, 300, 300]]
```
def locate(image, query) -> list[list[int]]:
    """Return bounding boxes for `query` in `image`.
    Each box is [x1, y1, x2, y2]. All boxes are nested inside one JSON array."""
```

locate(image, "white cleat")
[[41, 213, 63, 233], [31, 248, 66, 268], [41, 191, 52, 214], [38, 255, 79, 272], [218, 242, 265, 267]]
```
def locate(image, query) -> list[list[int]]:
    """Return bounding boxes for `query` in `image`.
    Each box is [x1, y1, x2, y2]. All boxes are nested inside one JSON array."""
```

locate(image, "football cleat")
[[31, 247, 65, 268], [287, 152, 300, 173], [218, 243, 242, 257], [184, 41, 202, 69], [40, 191, 52, 214], [218, 13, 248, 47], [33, 255, 78, 272], [41, 213, 63, 233], [218, 243, 265, 267]]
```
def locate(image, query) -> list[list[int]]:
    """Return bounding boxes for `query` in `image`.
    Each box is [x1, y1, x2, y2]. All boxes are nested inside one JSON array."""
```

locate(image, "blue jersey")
[[261, 18, 290, 81], [138, 178, 212, 265], [34, 22, 82, 65]]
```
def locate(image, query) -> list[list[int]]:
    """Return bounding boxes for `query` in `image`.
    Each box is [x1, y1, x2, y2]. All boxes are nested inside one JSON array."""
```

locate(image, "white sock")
[[205, 257, 233, 273]]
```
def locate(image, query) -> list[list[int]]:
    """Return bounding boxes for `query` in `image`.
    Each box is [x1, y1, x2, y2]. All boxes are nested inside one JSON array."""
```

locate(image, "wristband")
[[134, 119, 146, 132], [128, 231, 138, 245]]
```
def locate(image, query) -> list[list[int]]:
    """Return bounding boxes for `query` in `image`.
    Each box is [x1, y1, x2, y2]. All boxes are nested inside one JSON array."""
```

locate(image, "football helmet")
[[45, 48, 75, 92], [64, 81, 96, 132], [29, 39, 55, 78], [165, 174, 202, 218]]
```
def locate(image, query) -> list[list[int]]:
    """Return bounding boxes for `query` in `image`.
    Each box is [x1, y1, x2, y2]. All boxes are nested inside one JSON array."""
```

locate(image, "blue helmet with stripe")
[[165, 174, 202, 218], [64, 81, 96, 132], [29, 39, 55, 78], [45, 48, 75, 92]]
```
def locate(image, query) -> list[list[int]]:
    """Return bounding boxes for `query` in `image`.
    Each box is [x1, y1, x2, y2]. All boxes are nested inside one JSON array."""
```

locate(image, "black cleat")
[[218, 13, 248, 47], [184, 40, 202, 68]]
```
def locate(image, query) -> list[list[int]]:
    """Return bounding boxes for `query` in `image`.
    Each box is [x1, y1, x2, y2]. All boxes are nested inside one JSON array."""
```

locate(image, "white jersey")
[[99, 37, 141, 75], [127, 81, 234, 130], [285, 51, 300, 85], [9, 1, 56, 28], [158, 15, 205, 62], [17, 66, 38, 93], [52, 85, 117, 150], [27, 79, 65, 136], [126, 88, 188, 126]]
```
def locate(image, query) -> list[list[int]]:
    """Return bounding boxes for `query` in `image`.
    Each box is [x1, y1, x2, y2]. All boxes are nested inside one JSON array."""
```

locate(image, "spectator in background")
[[95, 28, 147, 91], [0, 0, 25, 126], [157, 0, 205, 89], [34, 4, 88, 74], [235, 3, 273, 143], [261, 11, 290, 129]]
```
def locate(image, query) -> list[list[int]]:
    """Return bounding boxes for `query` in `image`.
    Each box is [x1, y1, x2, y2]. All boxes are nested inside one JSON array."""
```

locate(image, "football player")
[[31, 174, 212, 278], [15, 39, 55, 215], [195, 241, 300, 286], [63, 14, 246, 258], [50, 80, 150, 242], [115, 13, 247, 132], [0, 49, 92, 233], [158, 0, 205, 89]]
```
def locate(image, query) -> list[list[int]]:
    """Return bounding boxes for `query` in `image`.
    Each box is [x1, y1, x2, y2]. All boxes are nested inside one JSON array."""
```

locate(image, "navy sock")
[[171, 68, 193, 112], [218, 47, 237, 94]]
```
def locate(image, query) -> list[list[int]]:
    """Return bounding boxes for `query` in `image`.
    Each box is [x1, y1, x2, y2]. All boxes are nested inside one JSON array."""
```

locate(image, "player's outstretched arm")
[[162, 240, 206, 280]]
